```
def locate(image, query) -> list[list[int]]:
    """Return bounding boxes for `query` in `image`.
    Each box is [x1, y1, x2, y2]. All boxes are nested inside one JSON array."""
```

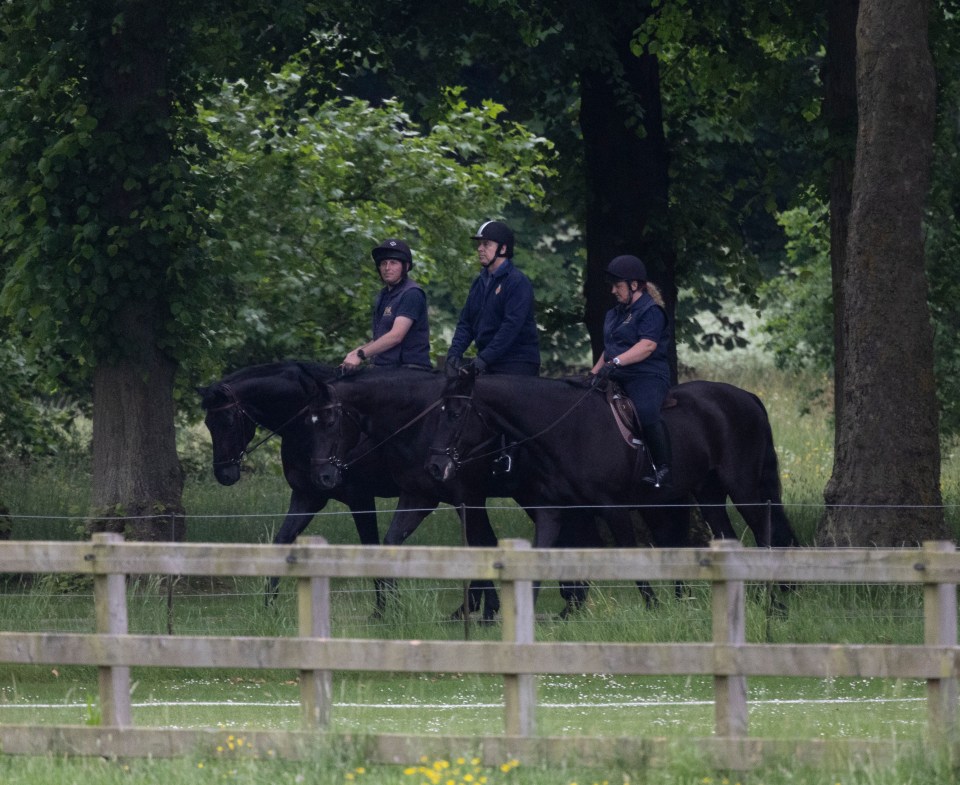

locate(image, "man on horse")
[[342, 238, 432, 370], [446, 220, 540, 377], [590, 254, 673, 490]]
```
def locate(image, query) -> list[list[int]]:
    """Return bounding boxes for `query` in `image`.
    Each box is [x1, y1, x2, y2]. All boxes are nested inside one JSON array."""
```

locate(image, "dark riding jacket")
[[603, 292, 671, 382], [372, 277, 431, 368], [448, 258, 540, 371]]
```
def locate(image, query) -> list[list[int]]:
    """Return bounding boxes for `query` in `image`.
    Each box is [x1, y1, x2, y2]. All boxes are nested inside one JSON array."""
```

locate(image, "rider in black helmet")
[[342, 238, 432, 370], [590, 254, 673, 489], [445, 220, 540, 376]]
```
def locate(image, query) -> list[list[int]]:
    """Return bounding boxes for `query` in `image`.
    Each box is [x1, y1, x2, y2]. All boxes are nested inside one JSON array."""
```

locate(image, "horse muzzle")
[[312, 460, 343, 490], [425, 453, 458, 483], [214, 463, 241, 486]]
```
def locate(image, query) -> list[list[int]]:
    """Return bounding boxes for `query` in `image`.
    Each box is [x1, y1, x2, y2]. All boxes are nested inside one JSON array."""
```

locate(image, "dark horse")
[[197, 361, 400, 610], [308, 367, 670, 618], [425, 372, 798, 553]]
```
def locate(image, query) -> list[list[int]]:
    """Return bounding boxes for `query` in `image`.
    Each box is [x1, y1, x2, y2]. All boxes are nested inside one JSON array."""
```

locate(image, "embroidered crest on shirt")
[[384, 306, 393, 316]]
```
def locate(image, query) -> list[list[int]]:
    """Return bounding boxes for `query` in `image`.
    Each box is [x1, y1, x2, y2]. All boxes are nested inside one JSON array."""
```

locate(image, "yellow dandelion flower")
[[403, 767, 416, 776], [421, 756, 430, 764], [345, 774, 355, 782], [356, 767, 366, 774], [236, 738, 244, 747], [464, 775, 474, 783], [472, 758, 481, 766], [197, 763, 204, 769], [216, 746, 224, 753]]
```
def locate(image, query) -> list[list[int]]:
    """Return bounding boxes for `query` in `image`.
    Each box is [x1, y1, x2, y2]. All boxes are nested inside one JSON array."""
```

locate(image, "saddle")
[[606, 382, 676, 449]]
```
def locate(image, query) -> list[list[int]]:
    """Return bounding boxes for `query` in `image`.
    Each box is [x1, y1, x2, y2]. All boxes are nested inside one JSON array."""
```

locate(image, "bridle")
[[310, 381, 444, 473], [206, 383, 310, 469], [427, 393, 503, 472], [430, 381, 599, 472]]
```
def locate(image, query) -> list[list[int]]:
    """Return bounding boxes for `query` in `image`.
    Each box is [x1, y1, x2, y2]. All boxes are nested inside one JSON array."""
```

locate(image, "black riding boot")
[[642, 419, 672, 489]]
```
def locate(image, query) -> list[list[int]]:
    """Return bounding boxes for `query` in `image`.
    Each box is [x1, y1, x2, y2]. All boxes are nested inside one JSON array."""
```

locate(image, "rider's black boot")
[[642, 419, 673, 490]]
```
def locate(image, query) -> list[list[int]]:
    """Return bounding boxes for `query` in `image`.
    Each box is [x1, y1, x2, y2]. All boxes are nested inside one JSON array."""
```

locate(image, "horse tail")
[[749, 392, 799, 547]]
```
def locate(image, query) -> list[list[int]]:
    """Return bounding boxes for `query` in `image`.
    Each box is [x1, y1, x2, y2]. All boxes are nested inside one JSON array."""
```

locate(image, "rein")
[[319, 384, 445, 471], [442, 383, 598, 469], [209, 384, 311, 467]]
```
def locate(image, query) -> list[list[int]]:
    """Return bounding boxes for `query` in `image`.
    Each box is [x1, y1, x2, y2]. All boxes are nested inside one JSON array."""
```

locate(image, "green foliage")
[[0, 336, 84, 461], [201, 74, 555, 367], [757, 196, 832, 374], [637, 0, 827, 349]]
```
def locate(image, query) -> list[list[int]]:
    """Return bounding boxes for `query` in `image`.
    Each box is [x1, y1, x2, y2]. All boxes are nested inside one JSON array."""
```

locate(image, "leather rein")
[[312, 382, 445, 472], [207, 383, 311, 468], [431, 383, 598, 471]]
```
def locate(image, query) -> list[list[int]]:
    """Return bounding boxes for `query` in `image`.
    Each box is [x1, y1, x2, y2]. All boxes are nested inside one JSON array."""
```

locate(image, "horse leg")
[[695, 474, 739, 541], [600, 507, 660, 608], [553, 511, 594, 616], [342, 491, 388, 617], [524, 508, 570, 611], [730, 490, 797, 611], [380, 495, 438, 616], [456, 503, 501, 624], [643, 504, 692, 599], [267, 490, 325, 605]]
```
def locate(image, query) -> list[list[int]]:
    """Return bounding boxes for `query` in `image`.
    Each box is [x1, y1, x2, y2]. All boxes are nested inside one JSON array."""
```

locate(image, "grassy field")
[[1, 361, 959, 784]]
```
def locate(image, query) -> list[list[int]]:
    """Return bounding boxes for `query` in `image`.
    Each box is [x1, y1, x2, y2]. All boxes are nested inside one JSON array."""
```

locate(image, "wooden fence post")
[[500, 539, 535, 736], [710, 539, 747, 738], [92, 532, 132, 727], [298, 536, 332, 729], [923, 540, 957, 748]]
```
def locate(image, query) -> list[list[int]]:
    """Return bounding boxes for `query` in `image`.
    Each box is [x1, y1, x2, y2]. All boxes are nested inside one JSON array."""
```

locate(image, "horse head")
[[307, 380, 362, 490], [197, 382, 258, 486], [425, 370, 490, 483]]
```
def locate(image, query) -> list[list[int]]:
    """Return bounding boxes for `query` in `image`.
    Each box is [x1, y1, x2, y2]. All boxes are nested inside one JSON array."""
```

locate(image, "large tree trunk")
[[84, 4, 185, 541], [819, 0, 945, 545], [90, 302, 185, 541], [580, 42, 677, 380]]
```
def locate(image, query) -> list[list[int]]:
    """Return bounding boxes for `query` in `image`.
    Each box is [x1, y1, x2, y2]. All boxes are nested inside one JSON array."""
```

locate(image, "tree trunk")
[[579, 42, 677, 380], [83, 4, 185, 541], [819, 0, 945, 545], [89, 301, 185, 542], [823, 0, 859, 432]]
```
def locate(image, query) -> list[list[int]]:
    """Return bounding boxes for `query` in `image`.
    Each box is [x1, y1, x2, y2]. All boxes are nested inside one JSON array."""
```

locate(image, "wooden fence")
[[0, 534, 958, 769]]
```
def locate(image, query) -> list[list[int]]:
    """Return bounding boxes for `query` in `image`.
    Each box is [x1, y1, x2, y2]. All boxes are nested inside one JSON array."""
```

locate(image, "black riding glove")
[[591, 362, 615, 388], [459, 357, 487, 378]]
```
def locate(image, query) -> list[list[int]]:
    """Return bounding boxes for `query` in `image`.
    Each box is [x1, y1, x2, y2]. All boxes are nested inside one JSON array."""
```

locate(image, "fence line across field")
[[0, 535, 958, 769]]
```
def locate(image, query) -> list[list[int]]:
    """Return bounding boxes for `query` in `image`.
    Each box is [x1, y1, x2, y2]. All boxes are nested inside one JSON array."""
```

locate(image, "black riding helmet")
[[471, 220, 514, 258], [371, 238, 414, 269], [605, 254, 647, 284]]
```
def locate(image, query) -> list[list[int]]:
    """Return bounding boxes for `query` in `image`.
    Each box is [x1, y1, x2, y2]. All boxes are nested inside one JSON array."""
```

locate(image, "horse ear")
[[298, 373, 320, 398]]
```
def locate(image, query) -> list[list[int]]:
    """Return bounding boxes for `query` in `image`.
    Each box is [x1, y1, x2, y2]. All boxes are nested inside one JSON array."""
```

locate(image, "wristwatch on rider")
[[357, 348, 366, 361], [612, 356, 621, 365]]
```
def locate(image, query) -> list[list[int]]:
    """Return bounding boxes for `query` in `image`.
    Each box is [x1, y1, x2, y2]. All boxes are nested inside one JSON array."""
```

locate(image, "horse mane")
[[216, 360, 338, 385]]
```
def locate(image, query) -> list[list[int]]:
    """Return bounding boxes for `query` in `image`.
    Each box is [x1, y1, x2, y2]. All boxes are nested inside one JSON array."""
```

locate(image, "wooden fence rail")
[[0, 534, 957, 769]]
